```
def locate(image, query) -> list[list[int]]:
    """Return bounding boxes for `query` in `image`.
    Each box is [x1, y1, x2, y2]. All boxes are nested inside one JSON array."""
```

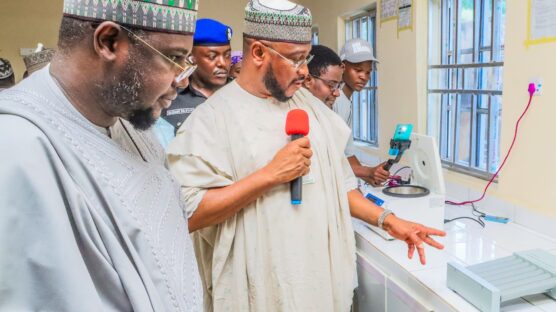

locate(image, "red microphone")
[[285, 109, 310, 205]]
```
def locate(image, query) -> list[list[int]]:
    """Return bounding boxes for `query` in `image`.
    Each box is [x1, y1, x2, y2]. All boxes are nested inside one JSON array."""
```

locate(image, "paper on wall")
[[530, 0, 556, 40], [380, 0, 398, 22]]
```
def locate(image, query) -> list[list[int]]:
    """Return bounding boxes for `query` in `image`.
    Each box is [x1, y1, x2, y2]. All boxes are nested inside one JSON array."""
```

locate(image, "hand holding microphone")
[[264, 109, 312, 204], [285, 109, 310, 205]]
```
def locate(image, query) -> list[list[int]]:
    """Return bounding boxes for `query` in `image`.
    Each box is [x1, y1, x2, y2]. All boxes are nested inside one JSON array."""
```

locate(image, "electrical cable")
[[444, 202, 486, 227], [392, 166, 411, 177], [470, 203, 486, 218], [380, 166, 413, 187], [444, 216, 485, 228], [446, 84, 537, 206]]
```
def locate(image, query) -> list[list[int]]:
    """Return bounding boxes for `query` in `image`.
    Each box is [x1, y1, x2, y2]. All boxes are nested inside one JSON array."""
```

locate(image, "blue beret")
[[193, 18, 233, 46]]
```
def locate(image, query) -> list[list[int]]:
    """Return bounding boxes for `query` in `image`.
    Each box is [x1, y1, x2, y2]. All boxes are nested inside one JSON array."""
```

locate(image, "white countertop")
[[353, 203, 556, 311]]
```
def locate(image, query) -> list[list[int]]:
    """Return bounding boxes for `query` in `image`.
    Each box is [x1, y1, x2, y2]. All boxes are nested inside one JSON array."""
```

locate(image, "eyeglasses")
[[120, 25, 197, 83], [260, 42, 314, 70], [311, 75, 344, 92]]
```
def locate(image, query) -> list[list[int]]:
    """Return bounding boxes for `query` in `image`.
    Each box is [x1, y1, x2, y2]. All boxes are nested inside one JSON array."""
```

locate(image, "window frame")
[[345, 11, 379, 147], [312, 25, 319, 45], [428, 0, 506, 180]]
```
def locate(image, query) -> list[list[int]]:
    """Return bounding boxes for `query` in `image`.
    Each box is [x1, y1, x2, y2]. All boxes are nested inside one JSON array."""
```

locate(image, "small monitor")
[[405, 133, 445, 195]]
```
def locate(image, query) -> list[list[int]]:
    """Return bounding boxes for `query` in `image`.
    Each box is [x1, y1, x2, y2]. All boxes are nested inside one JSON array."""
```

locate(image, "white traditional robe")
[[168, 81, 358, 312], [0, 67, 202, 311], [110, 118, 167, 166]]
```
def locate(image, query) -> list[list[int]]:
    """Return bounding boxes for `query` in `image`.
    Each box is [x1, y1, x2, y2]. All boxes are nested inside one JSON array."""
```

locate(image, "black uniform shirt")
[[162, 84, 207, 133]]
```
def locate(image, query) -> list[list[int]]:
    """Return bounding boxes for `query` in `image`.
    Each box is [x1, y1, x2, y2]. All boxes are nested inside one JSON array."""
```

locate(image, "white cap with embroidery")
[[0, 58, 14, 80]]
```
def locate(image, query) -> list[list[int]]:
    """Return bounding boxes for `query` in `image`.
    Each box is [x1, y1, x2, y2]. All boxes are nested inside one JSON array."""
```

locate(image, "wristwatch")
[[378, 209, 394, 230]]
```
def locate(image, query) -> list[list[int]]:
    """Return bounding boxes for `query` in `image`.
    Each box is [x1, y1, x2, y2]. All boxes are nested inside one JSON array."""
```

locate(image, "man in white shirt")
[[335, 38, 390, 186], [168, 1, 446, 310], [0, 1, 203, 310]]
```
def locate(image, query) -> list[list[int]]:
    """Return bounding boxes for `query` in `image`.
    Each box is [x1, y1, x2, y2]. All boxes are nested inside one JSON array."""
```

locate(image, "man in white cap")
[[168, 1, 445, 311], [22, 46, 56, 78], [0, 0, 203, 310], [337, 38, 390, 186], [0, 58, 15, 91]]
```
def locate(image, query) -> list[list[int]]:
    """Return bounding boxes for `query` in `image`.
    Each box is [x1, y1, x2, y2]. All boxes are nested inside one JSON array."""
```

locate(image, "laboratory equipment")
[[363, 133, 446, 240], [447, 249, 556, 312], [384, 124, 413, 171]]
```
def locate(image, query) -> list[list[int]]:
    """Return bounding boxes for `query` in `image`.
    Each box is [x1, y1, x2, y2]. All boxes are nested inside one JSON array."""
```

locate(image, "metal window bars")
[[428, 0, 505, 180]]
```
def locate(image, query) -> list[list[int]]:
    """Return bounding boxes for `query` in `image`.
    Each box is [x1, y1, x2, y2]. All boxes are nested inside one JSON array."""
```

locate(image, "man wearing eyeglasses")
[[168, 1, 445, 311], [162, 18, 233, 134], [0, 1, 202, 310], [302, 45, 345, 109], [337, 38, 391, 187]]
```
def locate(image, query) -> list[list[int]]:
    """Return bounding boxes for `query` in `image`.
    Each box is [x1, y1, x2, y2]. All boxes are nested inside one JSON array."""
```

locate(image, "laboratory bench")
[[352, 195, 556, 312]]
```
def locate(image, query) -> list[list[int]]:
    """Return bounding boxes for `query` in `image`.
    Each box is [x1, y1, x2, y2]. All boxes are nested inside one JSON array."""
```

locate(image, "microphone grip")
[[291, 176, 302, 205], [290, 134, 304, 205]]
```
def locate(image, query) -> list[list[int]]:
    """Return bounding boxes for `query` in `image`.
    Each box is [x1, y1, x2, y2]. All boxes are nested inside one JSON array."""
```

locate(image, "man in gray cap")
[[0, 0, 202, 310], [0, 58, 15, 91], [169, 1, 445, 311], [337, 38, 391, 186]]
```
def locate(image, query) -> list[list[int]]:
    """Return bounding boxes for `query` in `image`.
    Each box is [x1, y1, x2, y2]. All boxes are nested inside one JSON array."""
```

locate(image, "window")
[[312, 26, 319, 45], [428, 0, 506, 179], [345, 12, 378, 146]]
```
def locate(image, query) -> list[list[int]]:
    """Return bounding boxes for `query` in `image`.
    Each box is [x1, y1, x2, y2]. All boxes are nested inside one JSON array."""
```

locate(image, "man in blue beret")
[[162, 18, 232, 133]]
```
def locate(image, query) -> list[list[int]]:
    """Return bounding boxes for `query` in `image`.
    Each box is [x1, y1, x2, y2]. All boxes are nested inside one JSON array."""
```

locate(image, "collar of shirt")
[[179, 83, 208, 99], [340, 89, 352, 101]]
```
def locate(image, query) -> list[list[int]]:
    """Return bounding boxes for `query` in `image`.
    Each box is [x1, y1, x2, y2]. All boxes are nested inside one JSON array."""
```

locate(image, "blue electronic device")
[[484, 215, 510, 224], [389, 124, 413, 156], [365, 193, 384, 206], [384, 124, 414, 171]]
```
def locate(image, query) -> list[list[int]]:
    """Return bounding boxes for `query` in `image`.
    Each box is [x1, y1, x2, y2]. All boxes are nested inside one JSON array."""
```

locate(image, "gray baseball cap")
[[340, 38, 378, 63]]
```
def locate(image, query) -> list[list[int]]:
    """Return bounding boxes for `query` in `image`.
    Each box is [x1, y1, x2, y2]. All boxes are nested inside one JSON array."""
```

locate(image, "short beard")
[[128, 107, 155, 130], [263, 64, 291, 102], [97, 42, 157, 130]]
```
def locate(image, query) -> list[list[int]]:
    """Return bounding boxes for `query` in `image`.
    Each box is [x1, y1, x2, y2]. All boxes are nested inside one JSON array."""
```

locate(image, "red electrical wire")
[[446, 86, 535, 206]]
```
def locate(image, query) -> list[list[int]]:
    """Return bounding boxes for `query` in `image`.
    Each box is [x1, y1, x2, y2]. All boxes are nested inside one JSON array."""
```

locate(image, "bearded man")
[[0, 0, 203, 310], [168, 1, 445, 311]]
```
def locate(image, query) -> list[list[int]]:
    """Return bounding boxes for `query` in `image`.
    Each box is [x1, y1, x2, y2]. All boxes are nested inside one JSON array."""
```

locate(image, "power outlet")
[[530, 78, 543, 96]]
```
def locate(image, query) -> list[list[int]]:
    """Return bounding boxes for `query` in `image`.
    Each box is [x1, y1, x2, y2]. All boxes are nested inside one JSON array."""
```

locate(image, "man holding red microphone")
[[168, 1, 446, 311]]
